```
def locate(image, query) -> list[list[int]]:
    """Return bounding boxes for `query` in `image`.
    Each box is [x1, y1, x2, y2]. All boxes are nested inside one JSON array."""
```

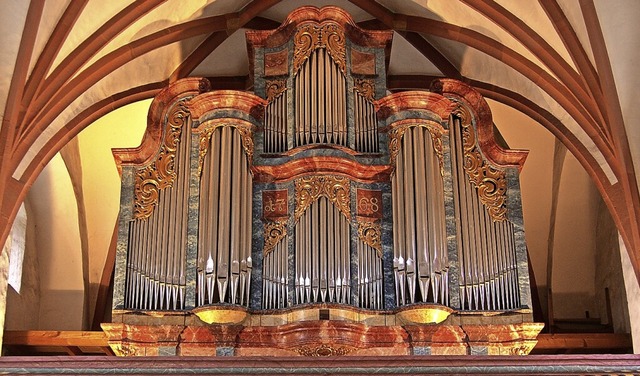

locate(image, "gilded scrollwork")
[[294, 176, 350, 222], [263, 220, 287, 256], [357, 220, 382, 257], [134, 102, 188, 219], [295, 343, 354, 356], [388, 123, 446, 176], [293, 22, 346, 75], [266, 79, 287, 103], [454, 106, 508, 221], [354, 78, 375, 102], [197, 123, 254, 176]]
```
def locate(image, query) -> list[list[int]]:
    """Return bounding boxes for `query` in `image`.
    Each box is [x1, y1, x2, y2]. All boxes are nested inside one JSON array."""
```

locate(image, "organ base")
[[102, 307, 542, 356]]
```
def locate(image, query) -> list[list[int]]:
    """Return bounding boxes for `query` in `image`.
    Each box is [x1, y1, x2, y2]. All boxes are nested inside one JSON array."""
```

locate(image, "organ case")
[[106, 6, 542, 357]]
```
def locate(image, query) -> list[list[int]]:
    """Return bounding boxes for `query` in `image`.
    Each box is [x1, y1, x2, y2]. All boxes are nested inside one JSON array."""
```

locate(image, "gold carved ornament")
[[197, 123, 254, 177], [293, 22, 346, 75], [134, 102, 188, 219], [354, 78, 375, 102], [295, 343, 354, 357], [388, 122, 446, 176], [294, 176, 351, 223], [263, 220, 287, 256], [455, 106, 508, 221], [357, 220, 382, 257], [266, 79, 287, 103]]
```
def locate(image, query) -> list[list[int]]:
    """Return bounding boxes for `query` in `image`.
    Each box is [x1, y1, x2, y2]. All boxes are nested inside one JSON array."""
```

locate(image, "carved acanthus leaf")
[[263, 220, 287, 256], [455, 106, 508, 221], [134, 102, 189, 219], [357, 220, 382, 257], [293, 22, 346, 75], [197, 123, 254, 176], [266, 79, 287, 103], [294, 176, 350, 222], [354, 78, 375, 102], [388, 122, 446, 176], [295, 343, 354, 357]]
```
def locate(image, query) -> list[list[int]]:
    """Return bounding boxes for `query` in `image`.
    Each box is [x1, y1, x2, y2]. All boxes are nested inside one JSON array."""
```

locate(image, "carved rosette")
[[455, 106, 508, 221], [263, 220, 287, 256], [295, 343, 354, 356], [354, 78, 375, 102], [388, 123, 446, 176], [293, 22, 346, 75], [266, 79, 287, 103], [134, 102, 188, 219], [197, 123, 254, 176], [294, 176, 350, 223], [357, 220, 382, 257]]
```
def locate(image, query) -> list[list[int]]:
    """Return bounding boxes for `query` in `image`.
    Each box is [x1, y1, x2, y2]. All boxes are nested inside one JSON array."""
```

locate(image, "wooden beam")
[[535, 333, 633, 350], [2, 331, 108, 348]]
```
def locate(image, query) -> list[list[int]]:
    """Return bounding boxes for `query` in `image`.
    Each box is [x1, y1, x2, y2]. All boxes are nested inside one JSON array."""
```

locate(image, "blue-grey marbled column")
[[250, 183, 265, 310], [506, 168, 532, 310], [441, 128, 461, 310], [286, 183, 296, 308], [380, 183, 396, 310], [113, 166, 135, 310], [184, 131, 202, 309]]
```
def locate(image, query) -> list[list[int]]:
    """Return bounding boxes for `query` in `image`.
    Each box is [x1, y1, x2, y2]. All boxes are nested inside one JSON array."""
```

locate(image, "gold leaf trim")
[[357, 220, 382, 257], [133, 102, 189, 219], [197, 123, 254, 176], [295, 344, 354, 357], [455, 106, 508, 221], [354, 78, 375, 102], [293, 22, 346, 75], [263, 220, 287, 256], [294, 176, 350, 222], [266, 79, 287, 103], [388, 122, 445, 176]]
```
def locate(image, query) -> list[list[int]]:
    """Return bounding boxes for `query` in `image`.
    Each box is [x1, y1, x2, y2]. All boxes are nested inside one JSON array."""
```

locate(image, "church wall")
[[26, 154, 84, 330]]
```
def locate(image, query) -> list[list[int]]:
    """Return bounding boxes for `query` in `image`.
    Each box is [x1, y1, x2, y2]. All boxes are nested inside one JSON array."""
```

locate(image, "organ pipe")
[[294, 49, 347, 148], [197, 126, 253, 306], [449, 116, 520, 311], [391, 126, 448, 306]]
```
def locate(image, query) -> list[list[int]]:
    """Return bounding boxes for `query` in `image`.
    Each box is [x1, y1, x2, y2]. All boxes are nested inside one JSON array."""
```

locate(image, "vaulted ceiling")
[[1, 0, 639, 293]]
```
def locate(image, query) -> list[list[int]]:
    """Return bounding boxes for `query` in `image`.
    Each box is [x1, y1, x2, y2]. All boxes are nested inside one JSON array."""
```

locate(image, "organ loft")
[[103, 6, 543, 356]]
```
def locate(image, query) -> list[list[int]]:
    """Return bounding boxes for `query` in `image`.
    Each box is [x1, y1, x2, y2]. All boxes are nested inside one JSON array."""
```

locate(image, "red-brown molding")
[[188, 90, 266, 123], [253, 157, 393, 183], [432, 78, 528, 170], [375, 91, 456, 123], [112, 77, 210, 168]]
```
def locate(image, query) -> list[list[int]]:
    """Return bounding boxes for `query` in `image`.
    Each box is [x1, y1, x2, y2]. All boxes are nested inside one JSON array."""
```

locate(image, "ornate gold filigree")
[[134, 102, 189, 219], [263, 220, 287, 256], [266, 79, 287, 103], [295, 343, 354, 357], [454, 106, 508, 221], [293, 22, 346, 75], [197, 123, 254, 176], [357, 220, 382, 257], [388, 123, 445, 176], [294, 176, 350, 222], [354, 78, 375, 102]]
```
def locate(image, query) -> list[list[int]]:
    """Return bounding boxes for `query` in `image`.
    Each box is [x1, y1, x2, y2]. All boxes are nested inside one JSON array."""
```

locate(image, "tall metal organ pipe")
[[391, 126, 448, 306], [197, 126, 253, 306], [449, 116, 520, 311]]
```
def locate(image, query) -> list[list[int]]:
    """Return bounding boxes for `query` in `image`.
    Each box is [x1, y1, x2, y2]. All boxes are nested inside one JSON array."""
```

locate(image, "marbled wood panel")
[[113, 167, 135, 310], [185, 133, 201, 309], [441, 129, 461, 310], [350, 48, 376, 76], [236, 320, 410, 356], [506, 167, 532, 310]]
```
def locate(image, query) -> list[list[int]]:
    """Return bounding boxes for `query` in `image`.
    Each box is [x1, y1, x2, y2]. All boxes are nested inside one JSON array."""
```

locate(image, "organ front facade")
[[104, 7, 543, 356]]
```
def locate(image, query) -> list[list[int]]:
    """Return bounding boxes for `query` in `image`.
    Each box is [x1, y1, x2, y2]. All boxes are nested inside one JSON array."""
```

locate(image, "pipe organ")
[[107, 6, 542, 357]]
